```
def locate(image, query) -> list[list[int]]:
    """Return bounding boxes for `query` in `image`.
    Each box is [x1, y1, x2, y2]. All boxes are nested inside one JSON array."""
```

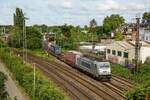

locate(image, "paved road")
[[0, 60, 30, 100]]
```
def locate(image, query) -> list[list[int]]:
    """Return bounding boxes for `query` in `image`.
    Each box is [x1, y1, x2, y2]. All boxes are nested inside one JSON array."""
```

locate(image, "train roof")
[[82, 55, 109, 62], [68, 50, 82, 55]]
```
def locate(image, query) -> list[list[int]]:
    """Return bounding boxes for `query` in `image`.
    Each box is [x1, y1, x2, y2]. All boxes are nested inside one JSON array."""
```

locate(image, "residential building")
[[140, 28, 150, 41], [122, 23, 150, 41], [106, 41, 150, 66]]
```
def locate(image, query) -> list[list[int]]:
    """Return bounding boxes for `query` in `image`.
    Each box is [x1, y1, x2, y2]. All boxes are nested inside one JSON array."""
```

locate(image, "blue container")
[[50, 44, 61, 55]]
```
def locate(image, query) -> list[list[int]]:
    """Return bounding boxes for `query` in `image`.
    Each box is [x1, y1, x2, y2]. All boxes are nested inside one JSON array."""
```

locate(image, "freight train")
[[43, 41, 111, 80]]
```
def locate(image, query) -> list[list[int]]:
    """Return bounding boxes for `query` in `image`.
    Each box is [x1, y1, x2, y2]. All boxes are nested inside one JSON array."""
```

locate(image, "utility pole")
[[23, 16, 28, 63], [77, 26, 80, 51], [33, 63, 36, 100], [134, 16, 141, 72]]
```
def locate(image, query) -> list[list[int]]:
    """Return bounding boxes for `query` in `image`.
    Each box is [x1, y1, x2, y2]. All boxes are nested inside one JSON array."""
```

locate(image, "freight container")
[[62, 51, 82, 67], [49, 43, 61, 55]]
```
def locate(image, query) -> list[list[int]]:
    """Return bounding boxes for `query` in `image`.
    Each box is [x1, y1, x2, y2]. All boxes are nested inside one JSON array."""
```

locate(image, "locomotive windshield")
[[100, 64, 110, 68]]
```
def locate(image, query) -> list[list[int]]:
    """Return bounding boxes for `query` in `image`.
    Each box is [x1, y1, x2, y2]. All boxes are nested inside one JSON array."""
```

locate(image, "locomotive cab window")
[[100, 64, 110, 68]]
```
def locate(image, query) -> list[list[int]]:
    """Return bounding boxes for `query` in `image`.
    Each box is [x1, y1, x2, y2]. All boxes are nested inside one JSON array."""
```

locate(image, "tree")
[[103, 14, 125, 36], [13, 8, 24, 30], [89, 19, 97, 49], [115, 31, 124, 41], [41, 24, 48, 33], [61, 24, 72, 38], [96, 26, 103, 42], [26, 27, 42, 49], [9, 7, 25, 48], [142, 12, 150, 27]]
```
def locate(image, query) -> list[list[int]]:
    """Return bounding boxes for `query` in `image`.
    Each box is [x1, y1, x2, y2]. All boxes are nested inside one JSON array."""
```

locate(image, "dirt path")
[[0, 60, 30, 100]]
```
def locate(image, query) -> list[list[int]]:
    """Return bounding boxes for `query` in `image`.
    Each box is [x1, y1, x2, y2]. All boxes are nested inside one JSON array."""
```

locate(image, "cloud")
[[0, 0, 149, 26], [62, 0, 73, 9], [97, 0, 145, 11]]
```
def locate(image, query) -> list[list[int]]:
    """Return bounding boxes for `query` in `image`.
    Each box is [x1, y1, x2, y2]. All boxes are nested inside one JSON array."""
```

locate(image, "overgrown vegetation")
[[0, 48, 67, 100], [0, 71, 10, 100], [112, 64, 150, 99]]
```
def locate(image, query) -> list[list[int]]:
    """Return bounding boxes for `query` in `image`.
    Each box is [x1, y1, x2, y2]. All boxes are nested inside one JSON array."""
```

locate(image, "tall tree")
[[13, 8, 24, 30], [89, 19, 97, 49], [9, 7, 25, 48], [103, 14, 125, 36]]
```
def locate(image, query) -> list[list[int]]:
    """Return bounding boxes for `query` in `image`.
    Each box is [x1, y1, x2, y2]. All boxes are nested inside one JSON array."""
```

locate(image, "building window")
[[112, 50, 116, 55], [146, 36, 148, 40], [107, 49, 111, 54], [124, 52, 128, 58], [117, 51, 122, 57]]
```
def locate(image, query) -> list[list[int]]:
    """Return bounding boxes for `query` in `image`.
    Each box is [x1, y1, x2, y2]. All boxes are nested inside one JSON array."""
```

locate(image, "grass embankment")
[[112, 64, 150, 85], [0, 48, 68, 100]]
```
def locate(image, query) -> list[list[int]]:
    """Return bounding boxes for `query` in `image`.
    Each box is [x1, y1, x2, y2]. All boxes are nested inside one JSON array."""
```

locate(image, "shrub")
[[126, 85, 150, 100], [0, 71, 10, 100]]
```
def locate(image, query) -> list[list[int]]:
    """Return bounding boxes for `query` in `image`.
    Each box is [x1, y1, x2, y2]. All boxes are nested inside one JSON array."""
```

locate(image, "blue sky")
[[0, 0, 150, 26]]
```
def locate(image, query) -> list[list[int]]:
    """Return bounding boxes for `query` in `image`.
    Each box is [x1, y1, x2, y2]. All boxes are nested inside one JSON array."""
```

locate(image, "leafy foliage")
[[103, 14, 125, 36], [142, 12, 150, 27], [115, 31, 124, 41], [13, 8, 25, 30], [0, 72, 10, 100], [126, 85, 150, 100], [26, 27, 42, 49], [0, 48, 67, 100], [112, 64, 150, 99]]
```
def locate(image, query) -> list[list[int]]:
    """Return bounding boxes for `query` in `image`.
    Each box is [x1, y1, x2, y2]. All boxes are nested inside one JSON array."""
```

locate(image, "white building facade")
[[140, 28, 150, 41], [106, 41, 150, 66]]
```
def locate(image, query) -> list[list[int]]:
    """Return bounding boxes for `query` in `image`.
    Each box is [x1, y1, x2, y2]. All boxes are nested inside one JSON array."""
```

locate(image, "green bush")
[[111, 64, 133, 79], [112, 63, 150, 99], [126, 85, 150, 100], [0, 48, 67, 100], [0, 71, 10, 100]]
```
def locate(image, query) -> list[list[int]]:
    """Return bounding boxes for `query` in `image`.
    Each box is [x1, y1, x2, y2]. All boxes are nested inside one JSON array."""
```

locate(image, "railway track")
[[15, 51, 135, 100], [29, 56, 95, 100], [29, 55, 124, 100]]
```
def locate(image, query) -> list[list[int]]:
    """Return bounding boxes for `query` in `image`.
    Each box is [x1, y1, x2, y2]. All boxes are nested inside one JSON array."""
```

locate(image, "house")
[[106, 41, 150, 66], [122, 23, 150, 41], [80, 44, 106, 53], [1, 33, 11, 42], [122, 23, 137, 41], [140, 28, 150, 41]]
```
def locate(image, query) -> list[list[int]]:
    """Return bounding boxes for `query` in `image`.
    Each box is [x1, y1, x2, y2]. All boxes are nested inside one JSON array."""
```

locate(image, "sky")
[[0, 0, 150, 26]]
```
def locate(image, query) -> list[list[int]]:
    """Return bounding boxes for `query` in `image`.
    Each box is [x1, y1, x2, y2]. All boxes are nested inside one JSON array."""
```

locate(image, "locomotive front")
[[96, 62, 111, 80]]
